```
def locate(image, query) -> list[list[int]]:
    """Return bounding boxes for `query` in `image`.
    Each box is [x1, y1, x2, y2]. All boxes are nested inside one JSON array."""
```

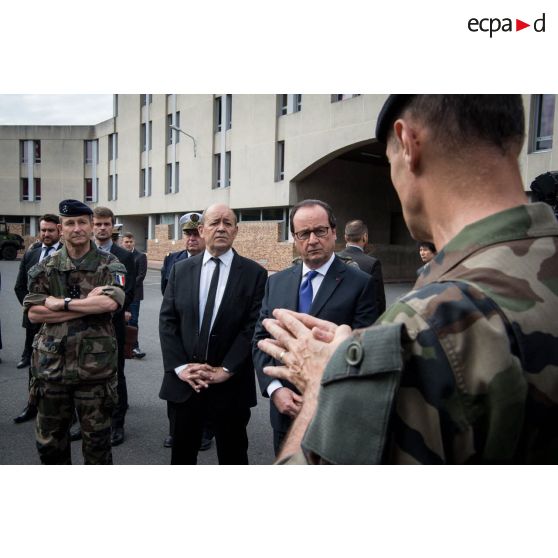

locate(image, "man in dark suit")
[[13, 214, 62, 423], [253, 200, 380, 455], [337, 219, 386, 316], [157, 212, 211, 449], [159, 203, 267, 464], [122, 232, 148, 359], [91, 206, 136, 446]]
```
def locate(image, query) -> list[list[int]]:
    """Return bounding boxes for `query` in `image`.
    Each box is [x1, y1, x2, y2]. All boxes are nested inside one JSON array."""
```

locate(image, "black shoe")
[[70, 423, 82, 441], [16, 357, 31, 369], [199, 437, 212, 451], [132, 348, 146, 359], [111, 427, 125, 446], [13, 404, 37, 424], [163, 435, 173, 448]]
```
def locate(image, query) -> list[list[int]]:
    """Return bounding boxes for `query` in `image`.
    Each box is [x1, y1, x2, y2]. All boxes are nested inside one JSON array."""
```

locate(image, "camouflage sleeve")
[[103, 261, 127, 309], [22, 262, 49, 312], [379, 282, 525, 464]]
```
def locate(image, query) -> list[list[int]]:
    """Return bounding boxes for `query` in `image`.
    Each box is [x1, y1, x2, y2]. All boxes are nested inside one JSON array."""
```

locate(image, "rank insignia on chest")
[[113, 273, 126, 287]]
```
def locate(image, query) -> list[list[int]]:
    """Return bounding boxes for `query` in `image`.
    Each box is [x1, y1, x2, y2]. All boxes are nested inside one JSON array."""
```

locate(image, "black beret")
[[375, 95, 416, 144], [59, 199, 93, 217]]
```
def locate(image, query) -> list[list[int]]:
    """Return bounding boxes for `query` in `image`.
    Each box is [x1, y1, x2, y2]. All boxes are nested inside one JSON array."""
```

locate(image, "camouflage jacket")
[[23, 241, 126, 384], [296, 203, 558, 464]]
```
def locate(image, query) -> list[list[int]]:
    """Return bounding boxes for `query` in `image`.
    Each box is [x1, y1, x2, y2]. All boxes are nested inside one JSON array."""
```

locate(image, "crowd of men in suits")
[[11, 196, 386, 464]]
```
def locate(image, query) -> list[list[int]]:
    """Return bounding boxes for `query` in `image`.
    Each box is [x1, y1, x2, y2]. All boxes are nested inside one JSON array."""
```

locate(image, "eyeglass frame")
[[293, 226, 331, 241]]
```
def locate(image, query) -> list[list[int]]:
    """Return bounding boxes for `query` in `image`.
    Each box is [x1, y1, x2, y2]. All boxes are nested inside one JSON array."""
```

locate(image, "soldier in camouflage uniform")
[[257, 95, 558, 464], [23, 199, 126, 465]]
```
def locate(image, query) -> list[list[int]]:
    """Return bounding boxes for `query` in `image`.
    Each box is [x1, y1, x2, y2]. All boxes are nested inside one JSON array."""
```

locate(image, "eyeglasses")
[[293, 226, 330, 241]]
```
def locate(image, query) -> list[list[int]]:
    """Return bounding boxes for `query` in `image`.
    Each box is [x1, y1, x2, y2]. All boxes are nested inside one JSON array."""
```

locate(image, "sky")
[[0, 94, 114, 125]]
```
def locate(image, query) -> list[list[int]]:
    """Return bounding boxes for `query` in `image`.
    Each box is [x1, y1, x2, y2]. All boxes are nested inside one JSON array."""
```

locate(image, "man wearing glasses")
[[252, 199, 380, 455]]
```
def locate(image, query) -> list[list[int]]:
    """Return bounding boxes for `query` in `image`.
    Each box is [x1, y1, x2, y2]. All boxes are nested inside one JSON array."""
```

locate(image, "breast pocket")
[[78, 337, 117, 381], [32, 336, 66, 381]]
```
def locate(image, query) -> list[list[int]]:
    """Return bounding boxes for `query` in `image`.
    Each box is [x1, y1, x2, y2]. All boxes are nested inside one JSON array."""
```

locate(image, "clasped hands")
[[257, 309, 352, 397], [178, 364, 231, 392]]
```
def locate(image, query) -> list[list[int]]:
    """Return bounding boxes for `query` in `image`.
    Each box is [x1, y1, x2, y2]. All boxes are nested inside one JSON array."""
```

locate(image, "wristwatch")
[[63, 297, 72, 312]]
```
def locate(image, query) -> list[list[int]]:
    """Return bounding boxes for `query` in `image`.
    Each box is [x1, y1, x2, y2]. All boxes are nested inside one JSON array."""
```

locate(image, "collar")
[[42, 242, 61, 251], [95, 239, 113, 252], [416, 203, 558, 287], [302, 252, 336, 277], [346, 243, 364, 252], [203, 248, 234, 267]]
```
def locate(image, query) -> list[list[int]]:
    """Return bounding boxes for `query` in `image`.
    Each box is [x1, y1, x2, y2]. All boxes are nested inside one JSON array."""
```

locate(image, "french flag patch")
[[114, 273, 126, 287]]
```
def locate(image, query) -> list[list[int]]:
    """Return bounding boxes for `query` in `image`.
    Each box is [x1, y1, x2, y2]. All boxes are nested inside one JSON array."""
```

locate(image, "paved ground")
[[0, 258, 412, 465]]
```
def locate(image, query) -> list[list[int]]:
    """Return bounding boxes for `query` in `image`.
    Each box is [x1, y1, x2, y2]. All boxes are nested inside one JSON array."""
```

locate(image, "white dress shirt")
[[175, 248, 234, 376], [39, 242, 61, 262]]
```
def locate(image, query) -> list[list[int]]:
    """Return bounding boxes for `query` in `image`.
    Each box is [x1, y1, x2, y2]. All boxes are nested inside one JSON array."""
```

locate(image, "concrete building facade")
[[1, 94, 556, 278]]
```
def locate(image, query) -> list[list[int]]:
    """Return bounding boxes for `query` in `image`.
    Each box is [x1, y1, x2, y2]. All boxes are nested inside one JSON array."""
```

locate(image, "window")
[[140, 94, 152, 106], [331, 94, 360, 102], [278, 94, 302, 116], [214, 95, 232, 132], [140, 168, 152, 197], [275, 141, 285, 181], [84, 140, 98, 164], [166, 164, 171, 193], [214, 152, 231, 188], [214, 154, 221, 187], [20, 140, 41, 163], [279, 94, 288, 116], [226, 95, 232, 130], [166, 163, 179, 194], [84, 178, 98, 202], [109, 174, 118, 201], [167, 114, 173, 145], [141, 123, 152, 151], [214, 97, 223, 132], [225, 151, 231, 187], [532, 94, 555, 151], [21, 178, 41, 201], [175, 112, 180, 142], [109, 133, 118, 160]]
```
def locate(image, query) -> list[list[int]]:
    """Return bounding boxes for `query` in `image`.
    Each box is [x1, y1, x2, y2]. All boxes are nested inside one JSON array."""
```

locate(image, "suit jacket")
[[132, 249, 147, 301], [161, 250, 189, 295], [109, 244, 136, 312], [109, 244, 137, 350], [159, 250, 267, 409], [337, 245, 386, 316], [252, 256, 379, 431], [15, 243, 49, 327]]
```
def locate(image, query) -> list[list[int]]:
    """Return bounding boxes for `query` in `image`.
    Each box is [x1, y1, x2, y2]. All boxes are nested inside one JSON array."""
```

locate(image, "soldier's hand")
[[44, 296, 64, 311], [271, 387, 303, 419], [88, 286, 106, 297], [258, 309, 352, 396]]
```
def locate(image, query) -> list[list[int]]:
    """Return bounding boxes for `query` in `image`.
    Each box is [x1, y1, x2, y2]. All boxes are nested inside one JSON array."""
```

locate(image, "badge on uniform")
[[113, 272, 126, 287]]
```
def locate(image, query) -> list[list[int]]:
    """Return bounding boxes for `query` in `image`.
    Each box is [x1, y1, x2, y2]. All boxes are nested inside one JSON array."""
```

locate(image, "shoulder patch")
[[107, 261, 127, 287]]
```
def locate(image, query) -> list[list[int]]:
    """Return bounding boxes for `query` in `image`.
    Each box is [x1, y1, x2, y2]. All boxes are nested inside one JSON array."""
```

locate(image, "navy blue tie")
[[298, 270, 318, 314]]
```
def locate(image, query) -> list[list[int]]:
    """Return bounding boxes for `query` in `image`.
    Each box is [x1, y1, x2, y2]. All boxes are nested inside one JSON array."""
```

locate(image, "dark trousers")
[[128, 300, 141, 349], [22, 323, 40, 358], [169, 395, 250, 465], [112, 336, 128, 428]]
